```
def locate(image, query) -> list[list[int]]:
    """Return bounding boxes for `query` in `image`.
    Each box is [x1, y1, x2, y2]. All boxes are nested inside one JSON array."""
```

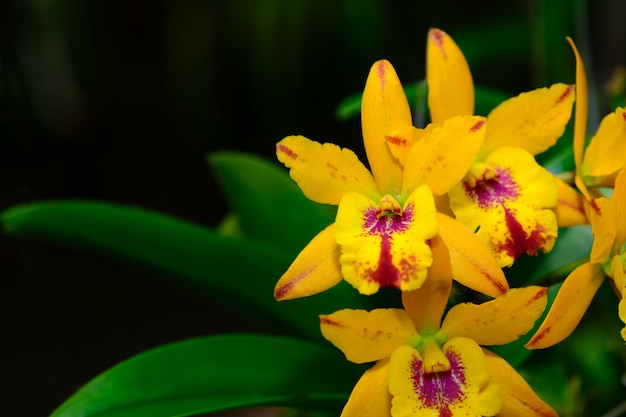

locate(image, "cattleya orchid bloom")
[[275, 55, 509, 299], [527, 39, 626, 348], [426, 29, 577, 267], [321, 243, 555, 417]]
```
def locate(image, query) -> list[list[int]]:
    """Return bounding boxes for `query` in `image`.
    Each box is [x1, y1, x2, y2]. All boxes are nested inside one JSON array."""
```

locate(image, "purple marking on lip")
[[464, 166, 519, 208]]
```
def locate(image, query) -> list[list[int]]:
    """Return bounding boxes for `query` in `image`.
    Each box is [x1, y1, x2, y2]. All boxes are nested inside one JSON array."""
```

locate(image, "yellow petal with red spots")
[[362, 60, 413, 196], [482, 349, 558, 417], [334, 187, 438, 294], [319, 309, 416, 364], [274, 224, 342, 300], [401, 236, 452, 334], [554, 177, 588, 227], [388, 340, 501, 417], [426, 28, 474, 124], [449, 147, 558, 267], [481, 83, 574, 158], [276, 135, 380, 205], [526, 262, 604, 349], [580, 107, 626, 187], [438, 286, 547, 346], [401, 115, 487, 197], [385, 125, 427, 167], [340, 359, 392, 417], [436, 213, 509, 297]]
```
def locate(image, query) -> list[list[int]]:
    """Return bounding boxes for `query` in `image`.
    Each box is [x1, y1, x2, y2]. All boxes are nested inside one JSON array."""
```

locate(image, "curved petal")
[[362, 60, 412, 196], [388, 340, 501, 417], [436, 213, 509, 297], [276, 136, 380, 205], [401, 115, 487, 197], [588, 196, 617, 264], [334, 187, 438, 294], [580, 107, 626, 186], [401, 236, 452, 334], [482, 349, 558, 417], [320, 309, 416, 364], [481, 83, 574, 158], [449, 147, 559, 267], [609, 254, 625, 297], [385, 125, 425, 167], [526, 262, 604, 349], [274, 224, 342, 300], [340, 359, 392, 417], [566, 37, 588, 172], [426, 28, 474, 124], [554, 177, 588, 227], [438, 286, 548, 345], [618, 287, 626, 342]]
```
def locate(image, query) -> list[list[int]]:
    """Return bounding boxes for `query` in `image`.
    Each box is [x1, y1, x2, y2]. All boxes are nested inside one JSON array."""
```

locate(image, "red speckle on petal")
[[590, 199, 602, 216], [320, 316, 345, 328], [377, 61, 387, 88], [470, 119, 485, 132], [385, 135, 407, 146], [430, 29, 447, 59], [622, 111, 626, 121], [526, 287, 548, 306], [528, 325, 552, 346], [276, 144, 298, 159], [556, 84, 574, 103]]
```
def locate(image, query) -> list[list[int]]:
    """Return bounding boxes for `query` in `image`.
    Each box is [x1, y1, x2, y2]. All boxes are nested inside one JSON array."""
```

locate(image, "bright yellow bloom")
[[275, 57, 508, 299], [527, 39, 626, 348], [321, 246, 554, 417], [427, 29, 577, 267]]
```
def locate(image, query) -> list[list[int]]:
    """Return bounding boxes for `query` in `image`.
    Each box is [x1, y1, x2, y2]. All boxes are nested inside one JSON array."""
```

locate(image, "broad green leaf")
[[51, 334, 362, 417], [335, 82, 510, 123], [209, 152, 336, 257], [1, 200, 366, 339]]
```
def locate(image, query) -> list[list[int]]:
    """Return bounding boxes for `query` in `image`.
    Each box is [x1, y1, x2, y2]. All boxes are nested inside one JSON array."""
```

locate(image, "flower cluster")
[[274, 29, 626, 417]]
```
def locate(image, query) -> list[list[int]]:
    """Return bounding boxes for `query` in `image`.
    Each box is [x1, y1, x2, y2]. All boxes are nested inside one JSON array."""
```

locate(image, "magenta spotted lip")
[[410, 350, 467, 417], [463, 166, 519, 209]]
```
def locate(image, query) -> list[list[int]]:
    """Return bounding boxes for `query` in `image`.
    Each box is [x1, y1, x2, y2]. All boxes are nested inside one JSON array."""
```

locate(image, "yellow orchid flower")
[[320, 244, 554, 417], [275, 57, 509, 299], [527, 38, 626, 348], [427, 29, 577, 267]]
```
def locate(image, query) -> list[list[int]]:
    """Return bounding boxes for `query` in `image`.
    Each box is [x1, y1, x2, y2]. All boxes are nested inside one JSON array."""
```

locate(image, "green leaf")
[[335, 82, 510, 123], [1, 200, 366, 339], [209, 152, 336, 257], [50, 334, 362, 417]]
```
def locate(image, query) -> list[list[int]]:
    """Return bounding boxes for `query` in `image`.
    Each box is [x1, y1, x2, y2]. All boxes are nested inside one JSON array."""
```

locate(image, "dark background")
[[1, 1, 625, 415]]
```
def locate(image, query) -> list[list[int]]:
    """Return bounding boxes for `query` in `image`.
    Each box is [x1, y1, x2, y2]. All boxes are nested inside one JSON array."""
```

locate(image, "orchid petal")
[[334, 187, 438, 294], [340, 359, 392, 417], [449, 147, 559, 267], [401, 115, 487, 197], [482, 349, 558, 417], [481, 83, 574, 158], [401, 236, 453, 334], [438, 286, 548, 346], [436, 213, 509, 297], [276, 135, 380, 205], [619, 287, 626, 343], [554, 177, 588, 227], [526, 262, 604, 349], [426, 29, 474, 124], [362, 60, 412, 196], [567, 37, 588, 172], [388, 340, 501, 417], [320, 309, 416, 364], [609, 254, 625, 297], [580, 107, 626, 187], [384, 125, 425, 167], [588, 196, 616, 264], [274, 224, 342, 300]]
